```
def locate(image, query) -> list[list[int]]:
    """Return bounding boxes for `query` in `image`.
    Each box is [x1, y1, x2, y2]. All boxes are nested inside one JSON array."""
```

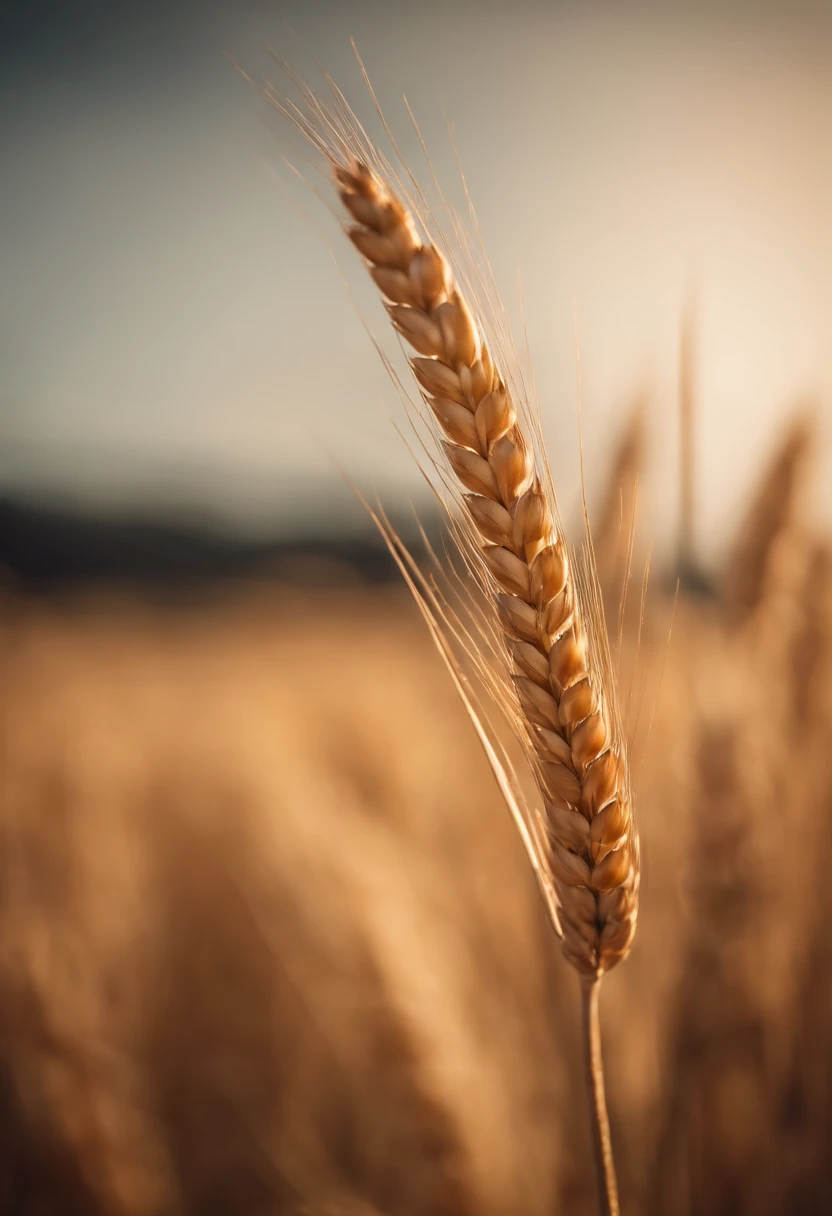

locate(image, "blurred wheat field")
[[1, 421, 832, 1215]]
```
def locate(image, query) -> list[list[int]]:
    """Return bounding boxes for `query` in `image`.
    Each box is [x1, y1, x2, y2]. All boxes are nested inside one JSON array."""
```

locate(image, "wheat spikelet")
[[328, 158, 638, 982]]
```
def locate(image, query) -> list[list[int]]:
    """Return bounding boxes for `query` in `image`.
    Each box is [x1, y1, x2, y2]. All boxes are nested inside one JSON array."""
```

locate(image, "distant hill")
[[0, 498, 439, 593]]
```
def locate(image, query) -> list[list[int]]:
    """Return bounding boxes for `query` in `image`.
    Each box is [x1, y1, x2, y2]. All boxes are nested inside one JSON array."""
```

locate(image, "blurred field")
[[2, 419, 832, 1214]]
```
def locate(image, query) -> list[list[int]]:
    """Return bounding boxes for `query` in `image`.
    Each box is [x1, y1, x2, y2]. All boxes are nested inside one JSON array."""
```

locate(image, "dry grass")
[[0, 586, 569, 1215], [1, 408, 831, 1214]]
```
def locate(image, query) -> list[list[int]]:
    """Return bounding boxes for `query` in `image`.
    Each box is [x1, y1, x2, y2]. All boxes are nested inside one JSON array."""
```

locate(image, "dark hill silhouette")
[[0, 498, 437, 593]]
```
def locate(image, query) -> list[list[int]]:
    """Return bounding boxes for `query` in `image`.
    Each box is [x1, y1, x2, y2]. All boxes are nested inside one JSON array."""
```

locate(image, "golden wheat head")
[[329, 158, 638, 980]]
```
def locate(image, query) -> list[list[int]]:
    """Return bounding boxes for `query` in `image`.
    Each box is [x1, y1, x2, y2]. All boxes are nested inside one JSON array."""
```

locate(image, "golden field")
[[1, 419, 831, 1215]]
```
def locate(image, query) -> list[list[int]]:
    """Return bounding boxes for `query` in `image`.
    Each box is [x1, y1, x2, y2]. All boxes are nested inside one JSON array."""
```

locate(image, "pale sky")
[[2, 1, 830, 562]]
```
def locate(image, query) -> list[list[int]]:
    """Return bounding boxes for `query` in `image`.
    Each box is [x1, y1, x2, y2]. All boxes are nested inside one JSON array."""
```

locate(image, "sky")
[[1, 0, 831, 561]]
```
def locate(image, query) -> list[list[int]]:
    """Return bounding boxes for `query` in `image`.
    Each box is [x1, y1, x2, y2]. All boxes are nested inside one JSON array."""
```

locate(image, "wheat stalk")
[[723, 413, 815, 627], [335, 158, 638, 1216], [268, 74, 640, 1211]]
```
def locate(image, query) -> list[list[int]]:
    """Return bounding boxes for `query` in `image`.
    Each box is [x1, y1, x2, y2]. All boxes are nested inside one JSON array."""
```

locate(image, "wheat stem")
[[270, 74, 638, 1198], [581, 979, 619, 1216]]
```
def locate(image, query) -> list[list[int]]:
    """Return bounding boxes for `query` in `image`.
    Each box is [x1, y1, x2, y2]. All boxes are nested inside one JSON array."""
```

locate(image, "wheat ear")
[[335, 159, 638, 977], [329, 158, 638, 1214]]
